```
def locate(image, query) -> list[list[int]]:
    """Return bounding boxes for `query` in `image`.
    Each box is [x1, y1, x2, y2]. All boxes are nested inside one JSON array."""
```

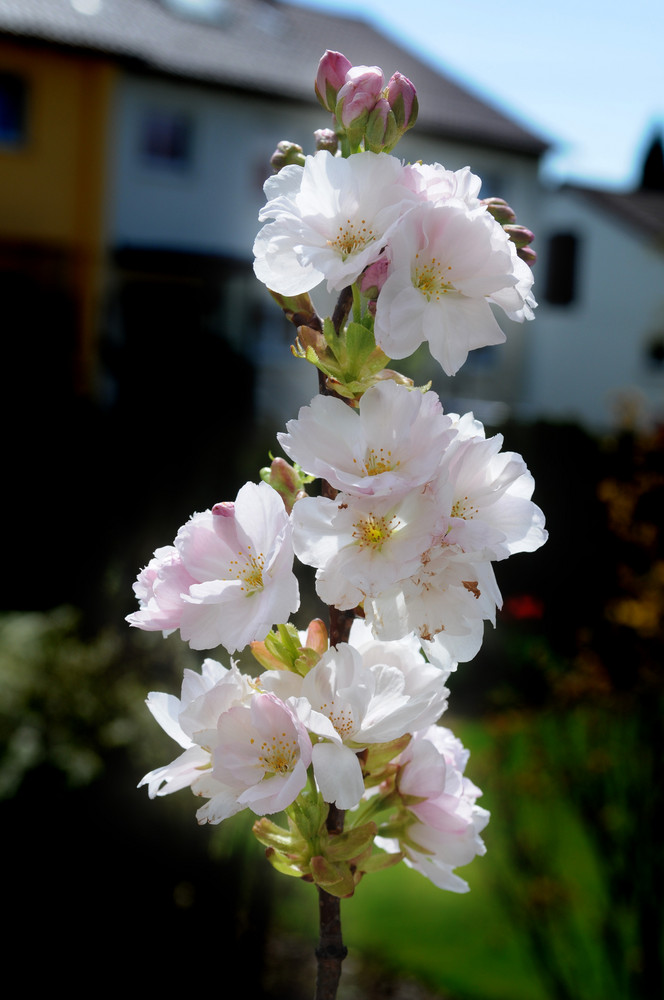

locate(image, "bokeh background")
[[2, 2, 663, 997]]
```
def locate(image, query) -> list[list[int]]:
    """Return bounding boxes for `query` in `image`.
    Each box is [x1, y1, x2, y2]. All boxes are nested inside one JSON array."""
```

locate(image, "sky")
[[287, 0, 664, 191]]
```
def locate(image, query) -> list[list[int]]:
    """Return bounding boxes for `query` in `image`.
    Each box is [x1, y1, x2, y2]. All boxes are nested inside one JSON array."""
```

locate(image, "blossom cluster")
[[253, 146, 535, 375], [281, 379, 546, 670], [129, 49, 546, 900], [138, 620, 487, 892]]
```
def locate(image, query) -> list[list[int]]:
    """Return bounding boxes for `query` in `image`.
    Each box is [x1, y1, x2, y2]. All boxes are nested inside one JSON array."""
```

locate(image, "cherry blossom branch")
[[315, 804, 348, 1000]]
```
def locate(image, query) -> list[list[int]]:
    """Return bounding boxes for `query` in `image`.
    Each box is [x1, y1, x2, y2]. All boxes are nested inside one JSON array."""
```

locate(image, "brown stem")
[[331, 285, 353, 334], [315, 802, 347, 1000]]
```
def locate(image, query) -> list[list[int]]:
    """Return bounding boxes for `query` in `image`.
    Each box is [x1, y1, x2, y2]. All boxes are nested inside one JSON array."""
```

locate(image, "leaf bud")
[[481, 196, 517, 225], [270, 140, 305, 172], [517, 245, 537, 267], [314, 128, 339, 154], [504, 224, 535, 249]]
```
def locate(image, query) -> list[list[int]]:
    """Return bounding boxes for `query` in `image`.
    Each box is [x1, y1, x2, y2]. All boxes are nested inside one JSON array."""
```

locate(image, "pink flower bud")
[[315, 50, 352, 112], [314, 128, 338, 154], [360, 254, 389, 300], [303, 618, 328, 656], [517, 245, 537, 267], [260, 456, 308, 513], [212, 501, 235, 517], [335, 65, 384, 129], [481, 197, 517, 225], [504, 224, 535, 249], [386, 72, 418, 134]]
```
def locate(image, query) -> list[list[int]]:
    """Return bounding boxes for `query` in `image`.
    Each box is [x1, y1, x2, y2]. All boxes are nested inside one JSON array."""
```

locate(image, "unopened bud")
[[212, 501, 234, 518], [364, 98, 398, 153], [335, 65, 384, 129], [360, 255, 389, 300], [386, 72, 418, 137], [481, 197, 517, 226], [314, 128, 338, 154], [270, 140, 305, 172], [260, 456, 307, 513], [315, 50, 352, 112], [504, 224, 535, 249], [303, 618, 328, 655], [517, 245, 537, 267]]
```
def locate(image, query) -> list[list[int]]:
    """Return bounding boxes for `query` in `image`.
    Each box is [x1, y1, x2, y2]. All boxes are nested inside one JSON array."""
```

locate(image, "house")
[[0, 0, 549, 610], [0, 0, 548, 424], [525, 136, 664, 431]]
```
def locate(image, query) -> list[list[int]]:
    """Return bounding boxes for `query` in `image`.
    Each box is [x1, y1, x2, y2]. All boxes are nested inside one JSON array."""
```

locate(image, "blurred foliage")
[[476, 420, 664, 1000], [2, 419, 663, 998], [0, 604, 199, 797]]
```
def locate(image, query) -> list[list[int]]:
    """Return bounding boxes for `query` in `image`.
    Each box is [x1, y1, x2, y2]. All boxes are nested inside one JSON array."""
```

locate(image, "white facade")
[[523, 186, 664, 430], [106, 71, 544, 426]]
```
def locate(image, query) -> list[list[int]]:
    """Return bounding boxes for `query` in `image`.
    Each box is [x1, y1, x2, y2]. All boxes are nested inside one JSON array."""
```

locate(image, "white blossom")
[[262, 641, 448, 809], [376, 724, 489, 892], [374, 201, 534, 375], [137, 658, 255, 825], [253, 150, 417, 295], [127, 481, 300, 654], [278, 381, 455, 500]]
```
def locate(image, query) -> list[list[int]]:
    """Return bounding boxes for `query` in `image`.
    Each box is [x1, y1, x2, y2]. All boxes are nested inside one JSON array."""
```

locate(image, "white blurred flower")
[[403, 161, 483, 209]]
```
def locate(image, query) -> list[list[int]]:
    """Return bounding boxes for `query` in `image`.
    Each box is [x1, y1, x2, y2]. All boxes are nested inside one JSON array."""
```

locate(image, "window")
[[140, 109, 193, 170], [645, 334, 664, 371], [0, 73, 28, 146], [544, 232, 580, 306]]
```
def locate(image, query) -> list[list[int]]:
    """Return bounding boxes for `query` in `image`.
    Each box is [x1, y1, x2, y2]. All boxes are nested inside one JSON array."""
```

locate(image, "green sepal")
[[324, 821, 377, 862], [296, 316, 393, 402], [253, 815, 306, 853], [268, 290, 321, 330], [264, 847, 312, 880], [359, 849, 404, 873], [310, 855, 358, 898], [361, 734, 411, 786], [287, 783, 329, 844], [293, 647, 321, 676]]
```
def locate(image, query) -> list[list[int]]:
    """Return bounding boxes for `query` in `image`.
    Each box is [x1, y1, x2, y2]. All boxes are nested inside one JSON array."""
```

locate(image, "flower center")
[[227, 545, 265, 593], [256, 732, 299, 775], [352, 512, 398, 550], [414, 253, 456, 301], [450, 495, 479, 519], [355, 446, 399, 477], [328, 217, 376, 259], [317, 700, 355, 740]]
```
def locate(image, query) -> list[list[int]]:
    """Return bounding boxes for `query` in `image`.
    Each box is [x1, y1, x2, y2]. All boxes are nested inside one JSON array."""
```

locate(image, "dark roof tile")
[[0, 0, 549, 154]]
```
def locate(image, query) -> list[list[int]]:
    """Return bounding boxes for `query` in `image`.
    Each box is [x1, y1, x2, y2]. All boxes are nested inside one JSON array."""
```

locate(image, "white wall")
[[523, 187, 664, 430]]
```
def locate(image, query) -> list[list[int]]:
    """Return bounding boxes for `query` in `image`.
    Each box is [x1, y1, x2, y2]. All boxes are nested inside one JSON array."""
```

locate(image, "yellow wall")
[[0, 39, 114, 248], [0, 39, 116, 393]]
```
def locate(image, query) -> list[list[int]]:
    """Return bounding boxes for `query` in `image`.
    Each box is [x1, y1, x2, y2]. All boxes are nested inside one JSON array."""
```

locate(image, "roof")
[[566, 185, 664, 244], [0, 0, 549, 156]]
